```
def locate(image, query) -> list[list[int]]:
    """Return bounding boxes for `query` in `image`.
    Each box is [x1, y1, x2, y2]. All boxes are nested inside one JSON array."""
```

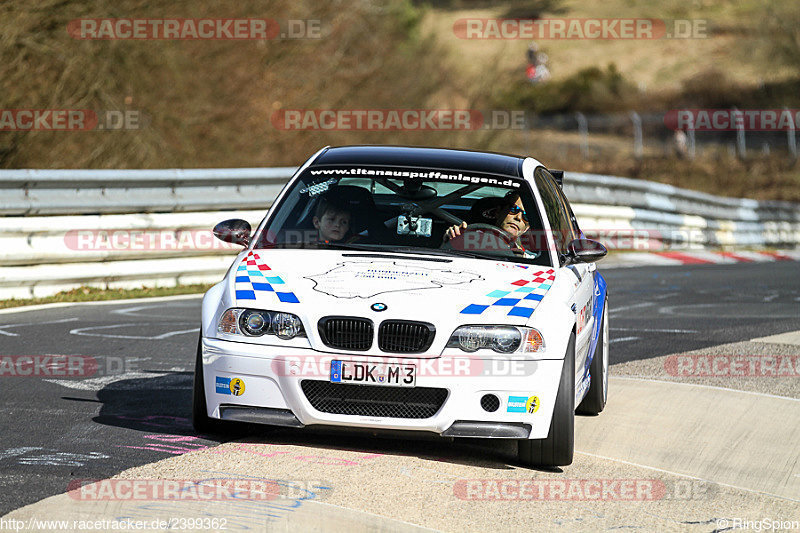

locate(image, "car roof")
[[311, 145, 526, 177]]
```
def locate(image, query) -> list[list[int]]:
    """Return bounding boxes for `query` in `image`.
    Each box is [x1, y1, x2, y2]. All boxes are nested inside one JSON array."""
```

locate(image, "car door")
[[534, 169, 594, 385], [550, 175, 596, 378]]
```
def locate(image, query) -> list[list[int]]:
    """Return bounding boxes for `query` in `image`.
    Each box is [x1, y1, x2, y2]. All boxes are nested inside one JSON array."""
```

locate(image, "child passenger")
[[312, 195, 352, 243]]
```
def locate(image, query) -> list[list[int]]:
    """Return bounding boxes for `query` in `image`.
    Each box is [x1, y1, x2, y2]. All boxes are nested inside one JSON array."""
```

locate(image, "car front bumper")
[[201, 336, 565, 440]]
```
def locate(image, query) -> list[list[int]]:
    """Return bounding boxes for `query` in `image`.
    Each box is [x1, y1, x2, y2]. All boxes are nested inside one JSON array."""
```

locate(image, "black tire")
[[192, 336, 235, 435], [577, 301, 609, 415], [518, 333, 575, 467]]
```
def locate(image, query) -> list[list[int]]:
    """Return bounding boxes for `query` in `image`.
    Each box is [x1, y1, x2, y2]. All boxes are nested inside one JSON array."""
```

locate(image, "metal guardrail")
[[3, 166, 798, 222], [0, 167, 296, 215], [564, 172, 800, 223], [0, 166, 798, 300]]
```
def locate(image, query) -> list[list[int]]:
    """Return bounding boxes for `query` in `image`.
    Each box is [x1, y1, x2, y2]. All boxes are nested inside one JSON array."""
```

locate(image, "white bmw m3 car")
[[194, 145, 609, 467]]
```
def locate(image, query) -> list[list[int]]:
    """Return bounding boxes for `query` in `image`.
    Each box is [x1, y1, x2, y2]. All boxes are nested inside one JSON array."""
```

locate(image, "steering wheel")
[[446, 223, 516, 255], [463, 223, 516, 243]]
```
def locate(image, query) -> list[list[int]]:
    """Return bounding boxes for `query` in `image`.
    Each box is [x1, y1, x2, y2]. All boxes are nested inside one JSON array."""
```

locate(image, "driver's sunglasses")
[[508, 205, 528, 222]]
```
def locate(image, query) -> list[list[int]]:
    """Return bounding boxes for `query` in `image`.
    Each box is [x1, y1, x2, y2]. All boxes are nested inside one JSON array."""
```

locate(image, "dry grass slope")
[[0, 0, 487, 169]]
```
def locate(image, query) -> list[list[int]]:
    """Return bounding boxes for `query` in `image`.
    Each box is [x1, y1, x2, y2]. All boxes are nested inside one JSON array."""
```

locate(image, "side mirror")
[[213, 219, 252, 247], [565, 238, 607, 265]]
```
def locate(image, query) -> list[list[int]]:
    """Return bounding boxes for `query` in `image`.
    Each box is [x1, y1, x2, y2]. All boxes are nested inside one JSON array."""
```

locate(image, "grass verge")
[[0, 284, 213, 310]]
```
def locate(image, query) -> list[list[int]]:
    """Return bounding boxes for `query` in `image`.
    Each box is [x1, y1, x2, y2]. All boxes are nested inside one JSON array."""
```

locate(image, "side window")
[[549, 175, 581, 237], [534, 168, 576, 254]]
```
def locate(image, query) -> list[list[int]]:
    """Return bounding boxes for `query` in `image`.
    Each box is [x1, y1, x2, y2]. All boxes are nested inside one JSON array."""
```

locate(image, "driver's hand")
[[443, 221, 468, 242]]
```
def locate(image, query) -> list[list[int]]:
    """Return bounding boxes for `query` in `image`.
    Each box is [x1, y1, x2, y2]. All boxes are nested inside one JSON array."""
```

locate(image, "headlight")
[[242, 309, 270, 336], [272, 312, 304, 340], [218, 308, 243, 335], [446, 326, 544, 354], [217, 308, 306, 339]]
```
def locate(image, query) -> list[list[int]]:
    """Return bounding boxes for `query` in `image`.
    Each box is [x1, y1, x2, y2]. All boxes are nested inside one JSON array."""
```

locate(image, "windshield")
[[253, 165, 551, 266]]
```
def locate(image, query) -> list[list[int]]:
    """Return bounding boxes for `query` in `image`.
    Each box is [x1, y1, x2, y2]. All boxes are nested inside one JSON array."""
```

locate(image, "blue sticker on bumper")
[[507, 396, 528, 413], [215, 376, 231, 394]]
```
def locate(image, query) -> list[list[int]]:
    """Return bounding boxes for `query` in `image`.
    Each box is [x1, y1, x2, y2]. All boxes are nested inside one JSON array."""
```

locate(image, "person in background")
[[526, 41, 551, 84], [526, 41, 539, 66]]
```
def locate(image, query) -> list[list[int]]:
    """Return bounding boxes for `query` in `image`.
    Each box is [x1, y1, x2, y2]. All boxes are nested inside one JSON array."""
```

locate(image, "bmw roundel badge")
[[371, 303, 387, 312]]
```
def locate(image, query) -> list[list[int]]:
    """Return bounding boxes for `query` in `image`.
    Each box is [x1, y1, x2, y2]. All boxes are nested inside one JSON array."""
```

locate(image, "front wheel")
[[518, 333, 575, 467], [577, 301, 609, 415]]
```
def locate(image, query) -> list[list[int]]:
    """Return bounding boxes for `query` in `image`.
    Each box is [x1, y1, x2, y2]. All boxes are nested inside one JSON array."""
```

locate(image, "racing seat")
[[465, 196, 506, 225], [299, 185, 390, 242]]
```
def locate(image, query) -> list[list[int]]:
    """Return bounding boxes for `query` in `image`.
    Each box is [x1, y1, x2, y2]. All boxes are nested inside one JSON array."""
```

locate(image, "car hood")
[[228, 249, 556, 326]]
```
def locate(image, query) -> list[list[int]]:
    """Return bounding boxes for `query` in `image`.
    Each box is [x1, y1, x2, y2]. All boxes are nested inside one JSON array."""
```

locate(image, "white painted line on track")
[[610, 336, 639, 344], [574, 451, 800, 504], [609, 302, 654, 315], [659, 303, 800, 318], [0, 317, 79, 336], [652, 292, 679, 300], [0, 447, 41, 461], [43, 371, 173, 392], [612, 327, 698, 333], [68, 323, 199, 340], [0, 293, 204, 316], [111, 302, 198, 318]]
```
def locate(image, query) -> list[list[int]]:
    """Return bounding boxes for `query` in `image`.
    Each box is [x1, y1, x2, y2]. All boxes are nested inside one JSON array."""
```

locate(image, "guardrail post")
[[630, 111, 643, 159], [687, 128, 696, 160], [684, 112, 696, 160], [576, 112, 589, 159], [785, 107, 797, 160], [733, 107, 746, 159]]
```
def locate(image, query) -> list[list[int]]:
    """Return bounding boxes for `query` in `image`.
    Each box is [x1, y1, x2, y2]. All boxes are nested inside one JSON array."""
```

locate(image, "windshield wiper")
[[315, 243, 495, 261], [313, 242, 386, 252], [384, 246, 517, 262], [276, 241, 538, 264]]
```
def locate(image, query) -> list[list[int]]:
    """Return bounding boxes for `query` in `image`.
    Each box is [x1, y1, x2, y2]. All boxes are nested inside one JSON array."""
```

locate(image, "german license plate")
[[330, 360, 415, 387]]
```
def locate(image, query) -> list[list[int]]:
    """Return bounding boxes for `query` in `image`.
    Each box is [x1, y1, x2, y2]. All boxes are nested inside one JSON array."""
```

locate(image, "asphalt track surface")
[[0, 260, 798, 527]]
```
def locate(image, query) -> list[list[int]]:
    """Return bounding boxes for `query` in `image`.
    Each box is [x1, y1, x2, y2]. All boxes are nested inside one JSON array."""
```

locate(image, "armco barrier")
[[0, 167, 798, 299], [0, 167, 296, 215]]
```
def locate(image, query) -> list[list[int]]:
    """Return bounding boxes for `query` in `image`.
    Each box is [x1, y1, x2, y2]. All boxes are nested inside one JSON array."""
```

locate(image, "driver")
[[443, 192, 530, 246]]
